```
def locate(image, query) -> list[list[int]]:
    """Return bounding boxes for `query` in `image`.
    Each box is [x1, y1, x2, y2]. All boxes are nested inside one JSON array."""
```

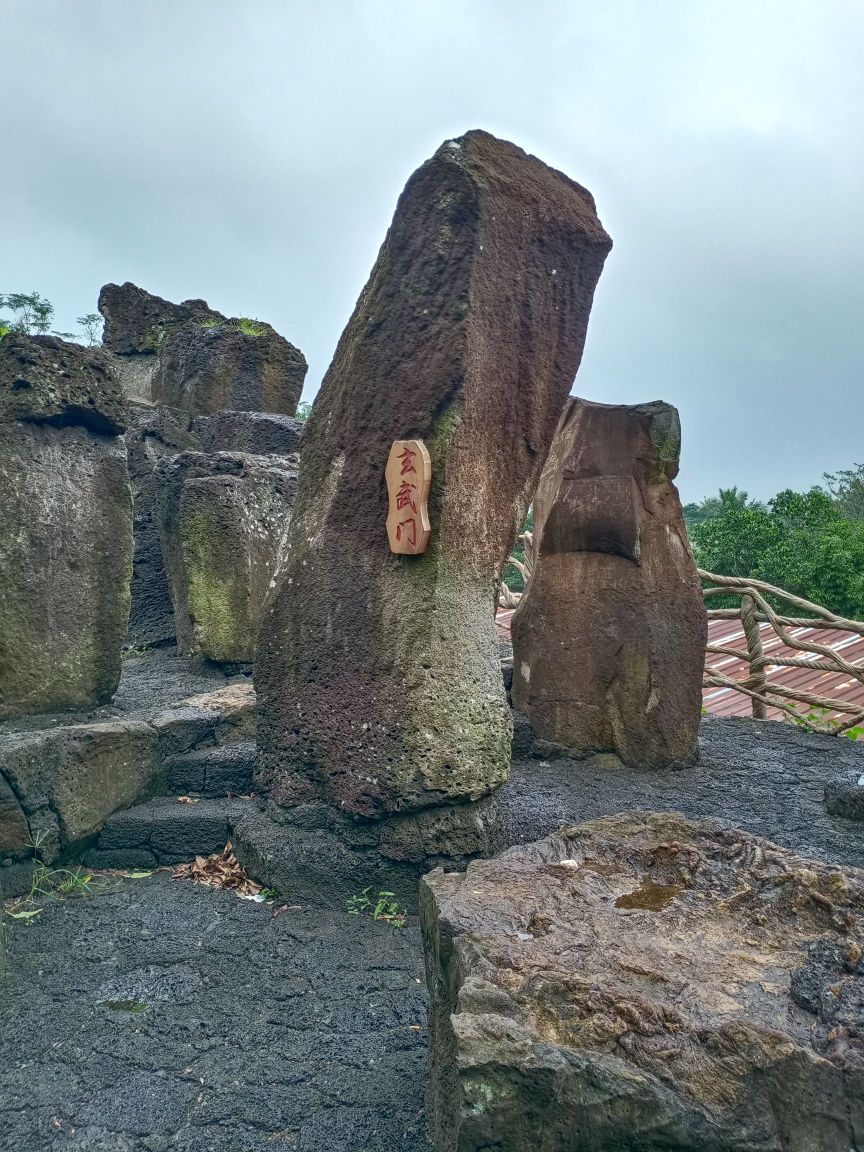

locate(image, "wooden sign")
[[385, 439, 431, 555]]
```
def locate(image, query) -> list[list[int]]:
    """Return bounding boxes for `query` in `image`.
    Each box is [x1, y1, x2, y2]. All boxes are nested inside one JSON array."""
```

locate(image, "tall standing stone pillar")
[[511, 399, 707, 767], [0, 335, 133, 719], [256, 130, 611, 817]]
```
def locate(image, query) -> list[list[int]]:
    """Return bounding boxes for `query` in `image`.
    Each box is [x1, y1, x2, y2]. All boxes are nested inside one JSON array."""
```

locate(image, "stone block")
[[0, 721, 161, 861], [511, 399, 706, 768], [193, 409, 304, 456], [0, 335, 133, 718], [421, 811, 864, 1151], [159, 452, 298, 662]]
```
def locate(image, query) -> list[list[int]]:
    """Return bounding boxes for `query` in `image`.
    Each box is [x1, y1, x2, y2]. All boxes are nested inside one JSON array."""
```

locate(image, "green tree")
[[76, 313, 103, 346], [690, 487, 864, 619], [0, 291, 55, 334], [824, 463, 864, 521], [684, 487, 765, 527]]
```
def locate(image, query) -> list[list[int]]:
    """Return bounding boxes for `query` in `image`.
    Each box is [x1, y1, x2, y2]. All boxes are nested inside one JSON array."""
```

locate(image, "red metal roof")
[[495, 609, 864, 722]]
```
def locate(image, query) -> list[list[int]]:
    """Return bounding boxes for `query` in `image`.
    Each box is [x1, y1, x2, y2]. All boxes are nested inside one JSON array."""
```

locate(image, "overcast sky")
[[2, 0, 862, 501]]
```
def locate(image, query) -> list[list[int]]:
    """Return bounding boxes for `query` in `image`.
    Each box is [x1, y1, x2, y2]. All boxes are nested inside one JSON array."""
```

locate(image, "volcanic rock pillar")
[[255, 130, 611, 817], [511, 399, 707, 767]]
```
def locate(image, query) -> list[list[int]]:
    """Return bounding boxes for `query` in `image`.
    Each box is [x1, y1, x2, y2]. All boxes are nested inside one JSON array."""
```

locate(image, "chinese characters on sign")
[[385, 439, 431, 554]]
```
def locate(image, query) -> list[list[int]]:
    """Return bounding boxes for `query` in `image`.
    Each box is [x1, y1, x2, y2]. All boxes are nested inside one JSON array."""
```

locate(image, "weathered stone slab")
[[158, 451, 298, 662], [125, 401, 202, 647], [511, 399, 706, 767], [256, 129, 611, 817], [0, 721, 161, 863], [193, 409, 304, 456], [0, 335, 133, 719], [421, 811, 864, 1152], [100, 282, 307, 415], [0, 332, 126, 433]]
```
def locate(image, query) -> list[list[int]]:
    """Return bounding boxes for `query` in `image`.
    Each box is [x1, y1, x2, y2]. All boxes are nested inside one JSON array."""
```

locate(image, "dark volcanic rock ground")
[[0, 875, 431, 1152], [4, 700, 864, 1151]]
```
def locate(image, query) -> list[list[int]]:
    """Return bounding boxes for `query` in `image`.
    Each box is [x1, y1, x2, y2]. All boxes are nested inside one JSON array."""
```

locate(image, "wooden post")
[[741, 593, 767, 719]]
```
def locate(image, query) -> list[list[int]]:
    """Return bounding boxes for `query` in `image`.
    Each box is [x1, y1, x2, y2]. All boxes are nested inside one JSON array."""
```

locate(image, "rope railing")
[[699, 570, 864, 734]]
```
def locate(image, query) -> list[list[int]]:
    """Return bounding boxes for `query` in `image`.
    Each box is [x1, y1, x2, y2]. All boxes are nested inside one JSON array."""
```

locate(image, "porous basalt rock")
[[0, 332, 126, 433], [158, 451, 298, 663], [193, 409, 305, 456], [0, 336, 133, 719], [156, 321, 306, 416], [125, 402, 203, 648], [99, 282, 307, 416], [421, 811, 864, 1152], [511, 399, 706, 767], [0, 721, 161, 864], [255, 129, 611, 818]]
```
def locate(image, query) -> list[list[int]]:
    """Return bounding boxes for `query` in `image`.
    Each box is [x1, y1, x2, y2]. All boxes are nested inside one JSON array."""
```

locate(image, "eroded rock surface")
[[125, 401, 203, 647], [0, 334, 133, 719], [421, 811, 864, 1151], [512, 399, 706, 767], [99, 282, 307, 416], [256, 129, 611, 818], [159, 451, 298, 662]]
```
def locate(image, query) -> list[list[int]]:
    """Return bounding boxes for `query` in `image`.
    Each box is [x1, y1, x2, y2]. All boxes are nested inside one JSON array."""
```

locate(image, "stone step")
[[84, 795, 258, 871], [164, 740, 255, 797]]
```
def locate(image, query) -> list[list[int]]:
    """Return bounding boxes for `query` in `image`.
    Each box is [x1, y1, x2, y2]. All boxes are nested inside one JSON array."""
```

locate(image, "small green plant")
[[234, 317, 266, 337], [200, 317, 222, 329], [6, 831, 96, 921], [347, 887, 407, 929]]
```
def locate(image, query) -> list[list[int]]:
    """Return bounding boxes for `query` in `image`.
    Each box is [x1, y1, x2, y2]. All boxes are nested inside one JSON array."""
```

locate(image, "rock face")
[[99, 282, 307, 416], [0, 335, 133, 718], [193, 409, 305, 456], [421, 811, 864, 1152], [511, 399, 706, 767], [125, 403, 202, 647], [159, 451, 298, 663], [255, 130, 611, 818]]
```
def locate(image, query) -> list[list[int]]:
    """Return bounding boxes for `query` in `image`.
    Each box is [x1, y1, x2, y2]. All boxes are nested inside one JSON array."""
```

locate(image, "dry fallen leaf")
[[177, 796, 200, 804], [172, 843, 263, 899]]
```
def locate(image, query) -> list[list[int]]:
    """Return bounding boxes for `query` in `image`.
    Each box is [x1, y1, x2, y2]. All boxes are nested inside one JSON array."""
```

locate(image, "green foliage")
[[683, 487, 766, 527], [76, 313, 103, 346], [1, 292, 103, 345], [502, 508, 533, 593], [234, 317, 266, 337], [7, 830, 96, 921], [347, 887, 407, 928], [295, 400, 313, 422], [824, 463, 864, 522], [0, 290, 55, 334], [690, 487, 864, 619], [200, 317, 222, 329]]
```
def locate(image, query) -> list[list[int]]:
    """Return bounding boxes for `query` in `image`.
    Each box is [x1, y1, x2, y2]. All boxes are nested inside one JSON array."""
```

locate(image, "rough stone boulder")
[[511, 399, 706, 767], [421, 811, 864, 1152], [0, 335, 133, 718], [99, 282, 307, 415], [256, 129, 611, 818], [158, 451, 298, 663], [125, 402, 202, 648], [193, 409, 304, 456]]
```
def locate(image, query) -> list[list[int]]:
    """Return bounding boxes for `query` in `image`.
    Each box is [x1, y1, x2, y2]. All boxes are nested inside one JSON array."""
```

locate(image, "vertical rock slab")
[[125, 402, 202, 648], [256, 130, 611, 817], [159, 451, 298, 663], [0, 335, 133, 719], [511, 399, 706, 767]]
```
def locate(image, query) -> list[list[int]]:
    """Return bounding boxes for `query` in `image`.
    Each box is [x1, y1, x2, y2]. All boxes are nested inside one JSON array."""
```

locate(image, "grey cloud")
[[2, 0, 862, 500]]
